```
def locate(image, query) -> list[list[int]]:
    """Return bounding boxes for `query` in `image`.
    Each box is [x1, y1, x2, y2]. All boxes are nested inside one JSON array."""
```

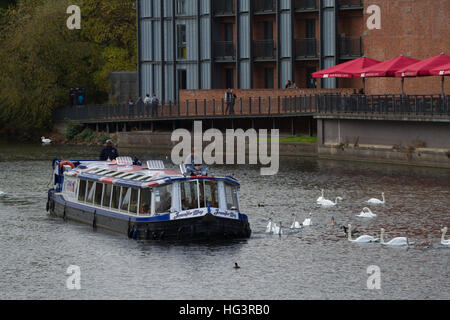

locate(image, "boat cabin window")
[[225, 183, 239, 211], [153, 185, 172, 215], [94, 183, 103, 206], [78, 180, 87, 202], [103, 184, 112, 208], [180, 181, 199, 210], [120, 187, 131, 212], [111, 186, 121, 209], [140, 189, 151, 215], [129, 188, 139, 214], [202, 181, 219, 208], [86, 181, 95, 203]]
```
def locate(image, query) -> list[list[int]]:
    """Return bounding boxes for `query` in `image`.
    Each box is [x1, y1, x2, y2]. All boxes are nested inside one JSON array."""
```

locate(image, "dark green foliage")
[[0, 0, 137, 141]]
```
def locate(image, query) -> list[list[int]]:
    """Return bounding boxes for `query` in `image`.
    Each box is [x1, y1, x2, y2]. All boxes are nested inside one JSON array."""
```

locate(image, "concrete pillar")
[[317, 119, 324, 145], [116, 123, 119, 133], [95, 123, 99, 133], [123, 123, 127, 132], [106, 123, 110, 134]]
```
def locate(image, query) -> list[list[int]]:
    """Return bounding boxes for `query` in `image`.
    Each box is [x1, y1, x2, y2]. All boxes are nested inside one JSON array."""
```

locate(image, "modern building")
[[137, 0, 449, 103]]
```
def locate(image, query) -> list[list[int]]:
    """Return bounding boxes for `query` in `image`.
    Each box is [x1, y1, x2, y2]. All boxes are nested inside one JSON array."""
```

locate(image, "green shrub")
[[65, 119, 83, 141], [75, 128, 94, 142]]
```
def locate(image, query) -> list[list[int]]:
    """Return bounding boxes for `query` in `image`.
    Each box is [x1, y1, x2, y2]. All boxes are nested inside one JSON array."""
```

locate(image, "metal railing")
[[53, 95, 450, 123], [214, 41, 236, 60], [253, 0, 275, 12], [338, 36, 363, 58], [295, 38, 318, 58], [253, 40, 276, 59], [213, 0, 235, 15], [317, 95, 449, 116], [295, 0, 318, 11], [338, 0, 363, 9]]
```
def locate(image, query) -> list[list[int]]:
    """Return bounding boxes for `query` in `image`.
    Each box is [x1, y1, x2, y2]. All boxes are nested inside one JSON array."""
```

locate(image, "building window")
[[178, 69, 187, 90], [177, 24, 187, 59], [263, 21, 273, 40], [225, 68, 234, 89], [306, 67, 317, 89], [264, 68, 274, 89], [224, 23, 233, 42], [177, 0, 186, 15], [306, 19, 316, 38]]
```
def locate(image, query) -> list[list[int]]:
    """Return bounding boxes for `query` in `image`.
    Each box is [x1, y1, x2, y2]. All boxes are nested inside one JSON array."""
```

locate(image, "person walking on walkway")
[[225, 89, 232, 115], [230, 89, 237, 115], [151, 93, 159, 117]]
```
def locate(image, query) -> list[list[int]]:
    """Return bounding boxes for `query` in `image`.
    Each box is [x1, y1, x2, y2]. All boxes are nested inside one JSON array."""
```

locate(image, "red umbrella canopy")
[[359, 56, 420, 78], [312, 57, 381, 79], [395, 53, 450, 77], [429, 63, 450, 76]]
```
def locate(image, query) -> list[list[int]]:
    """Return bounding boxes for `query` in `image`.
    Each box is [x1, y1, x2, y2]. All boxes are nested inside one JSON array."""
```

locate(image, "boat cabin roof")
[[61, 159, 240, 189]]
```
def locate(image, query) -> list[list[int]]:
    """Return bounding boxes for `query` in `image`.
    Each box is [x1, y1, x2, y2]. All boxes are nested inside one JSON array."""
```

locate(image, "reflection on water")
[[0, 143, 449, 300]]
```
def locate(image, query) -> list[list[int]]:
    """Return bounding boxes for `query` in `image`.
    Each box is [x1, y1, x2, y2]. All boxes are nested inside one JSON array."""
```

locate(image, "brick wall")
[[179, 88, 356, 103], [362, 0, 450, 95]]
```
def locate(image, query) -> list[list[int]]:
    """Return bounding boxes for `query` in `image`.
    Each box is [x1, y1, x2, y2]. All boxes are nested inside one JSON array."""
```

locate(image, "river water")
[[0, 143, 448, 300]]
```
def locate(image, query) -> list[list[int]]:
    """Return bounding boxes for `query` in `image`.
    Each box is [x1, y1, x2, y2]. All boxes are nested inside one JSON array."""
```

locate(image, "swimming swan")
[[368, 192, 385, 205], [347, 224, 379, 243], [320, 197, 343, 207], [357, 207, 377, 218], [442, 227, 450, 246], [380, 228, 409, 246], [41, 137, 52, 144], [290, 214, 302, 229], [302, 213, 313, 227], [316, 189, 325, 204]]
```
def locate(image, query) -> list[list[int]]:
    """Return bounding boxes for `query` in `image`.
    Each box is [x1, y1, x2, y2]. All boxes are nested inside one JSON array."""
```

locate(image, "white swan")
[[442, 227, 450, 246], [368, 192, 385, 205], [0, 191, 5, 197], [347, 224, 379, 243], [271, 222, 283, 236], [320, 197, 343, 207], [380, 228, 409, 246], [302, 213, 313, 227], [316, 189, 325, 204], [290, 214, 302, 229], [357, 207, 377, 218], [266, 217, 275, 233], [41, 137, 52, 144]]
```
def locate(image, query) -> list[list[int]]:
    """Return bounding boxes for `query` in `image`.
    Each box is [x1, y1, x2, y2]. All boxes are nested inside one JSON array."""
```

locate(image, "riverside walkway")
[[53, 94, 450, 124]]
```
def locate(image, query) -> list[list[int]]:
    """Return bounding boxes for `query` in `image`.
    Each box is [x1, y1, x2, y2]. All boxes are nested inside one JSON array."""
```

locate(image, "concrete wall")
[[319, 119, 450, 149], [361, 0, 450, 95], [317, 117, 450, 167]]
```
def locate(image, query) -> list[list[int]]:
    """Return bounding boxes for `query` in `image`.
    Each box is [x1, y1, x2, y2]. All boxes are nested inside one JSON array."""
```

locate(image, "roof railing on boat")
[[147, 160, 165, 170]]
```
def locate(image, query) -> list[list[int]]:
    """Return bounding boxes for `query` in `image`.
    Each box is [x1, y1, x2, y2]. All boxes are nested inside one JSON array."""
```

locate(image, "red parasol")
[[395, 53, 450, 77], [312, 57, 381, 79], [429, 63, 450, 76]]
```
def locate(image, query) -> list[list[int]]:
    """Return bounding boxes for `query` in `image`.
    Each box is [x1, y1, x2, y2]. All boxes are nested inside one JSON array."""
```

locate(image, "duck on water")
[[46, 156, 251, 241]]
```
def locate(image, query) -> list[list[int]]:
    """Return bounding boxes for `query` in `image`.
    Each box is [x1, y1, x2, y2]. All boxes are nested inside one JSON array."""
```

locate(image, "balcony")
[[213, 0, 235, 16], [253, 40, 276, 60], [295, 38, 318, 59], [338, 36, 363, 58], [338, 0, 364, 10], [253, 0, 275, 13], [214, 41, 236, 61], [295, 0, 319, 12]]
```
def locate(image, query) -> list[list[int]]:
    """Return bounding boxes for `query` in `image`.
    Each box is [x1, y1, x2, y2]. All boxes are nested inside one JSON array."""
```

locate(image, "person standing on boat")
[[184, 152, 207, 176], [100, 140, 119, 161]]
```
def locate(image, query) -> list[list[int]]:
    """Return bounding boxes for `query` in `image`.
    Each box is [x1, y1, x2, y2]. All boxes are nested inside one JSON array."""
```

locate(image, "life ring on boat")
[[59, 161, 75, 171]]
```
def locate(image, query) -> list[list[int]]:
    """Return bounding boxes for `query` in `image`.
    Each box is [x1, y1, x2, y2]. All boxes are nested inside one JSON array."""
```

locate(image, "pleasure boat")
[[47, 157, 251, 241]]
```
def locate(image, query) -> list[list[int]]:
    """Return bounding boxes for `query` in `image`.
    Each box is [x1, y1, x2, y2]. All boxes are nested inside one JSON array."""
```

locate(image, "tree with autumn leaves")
[[0, 0, 137, 141]]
